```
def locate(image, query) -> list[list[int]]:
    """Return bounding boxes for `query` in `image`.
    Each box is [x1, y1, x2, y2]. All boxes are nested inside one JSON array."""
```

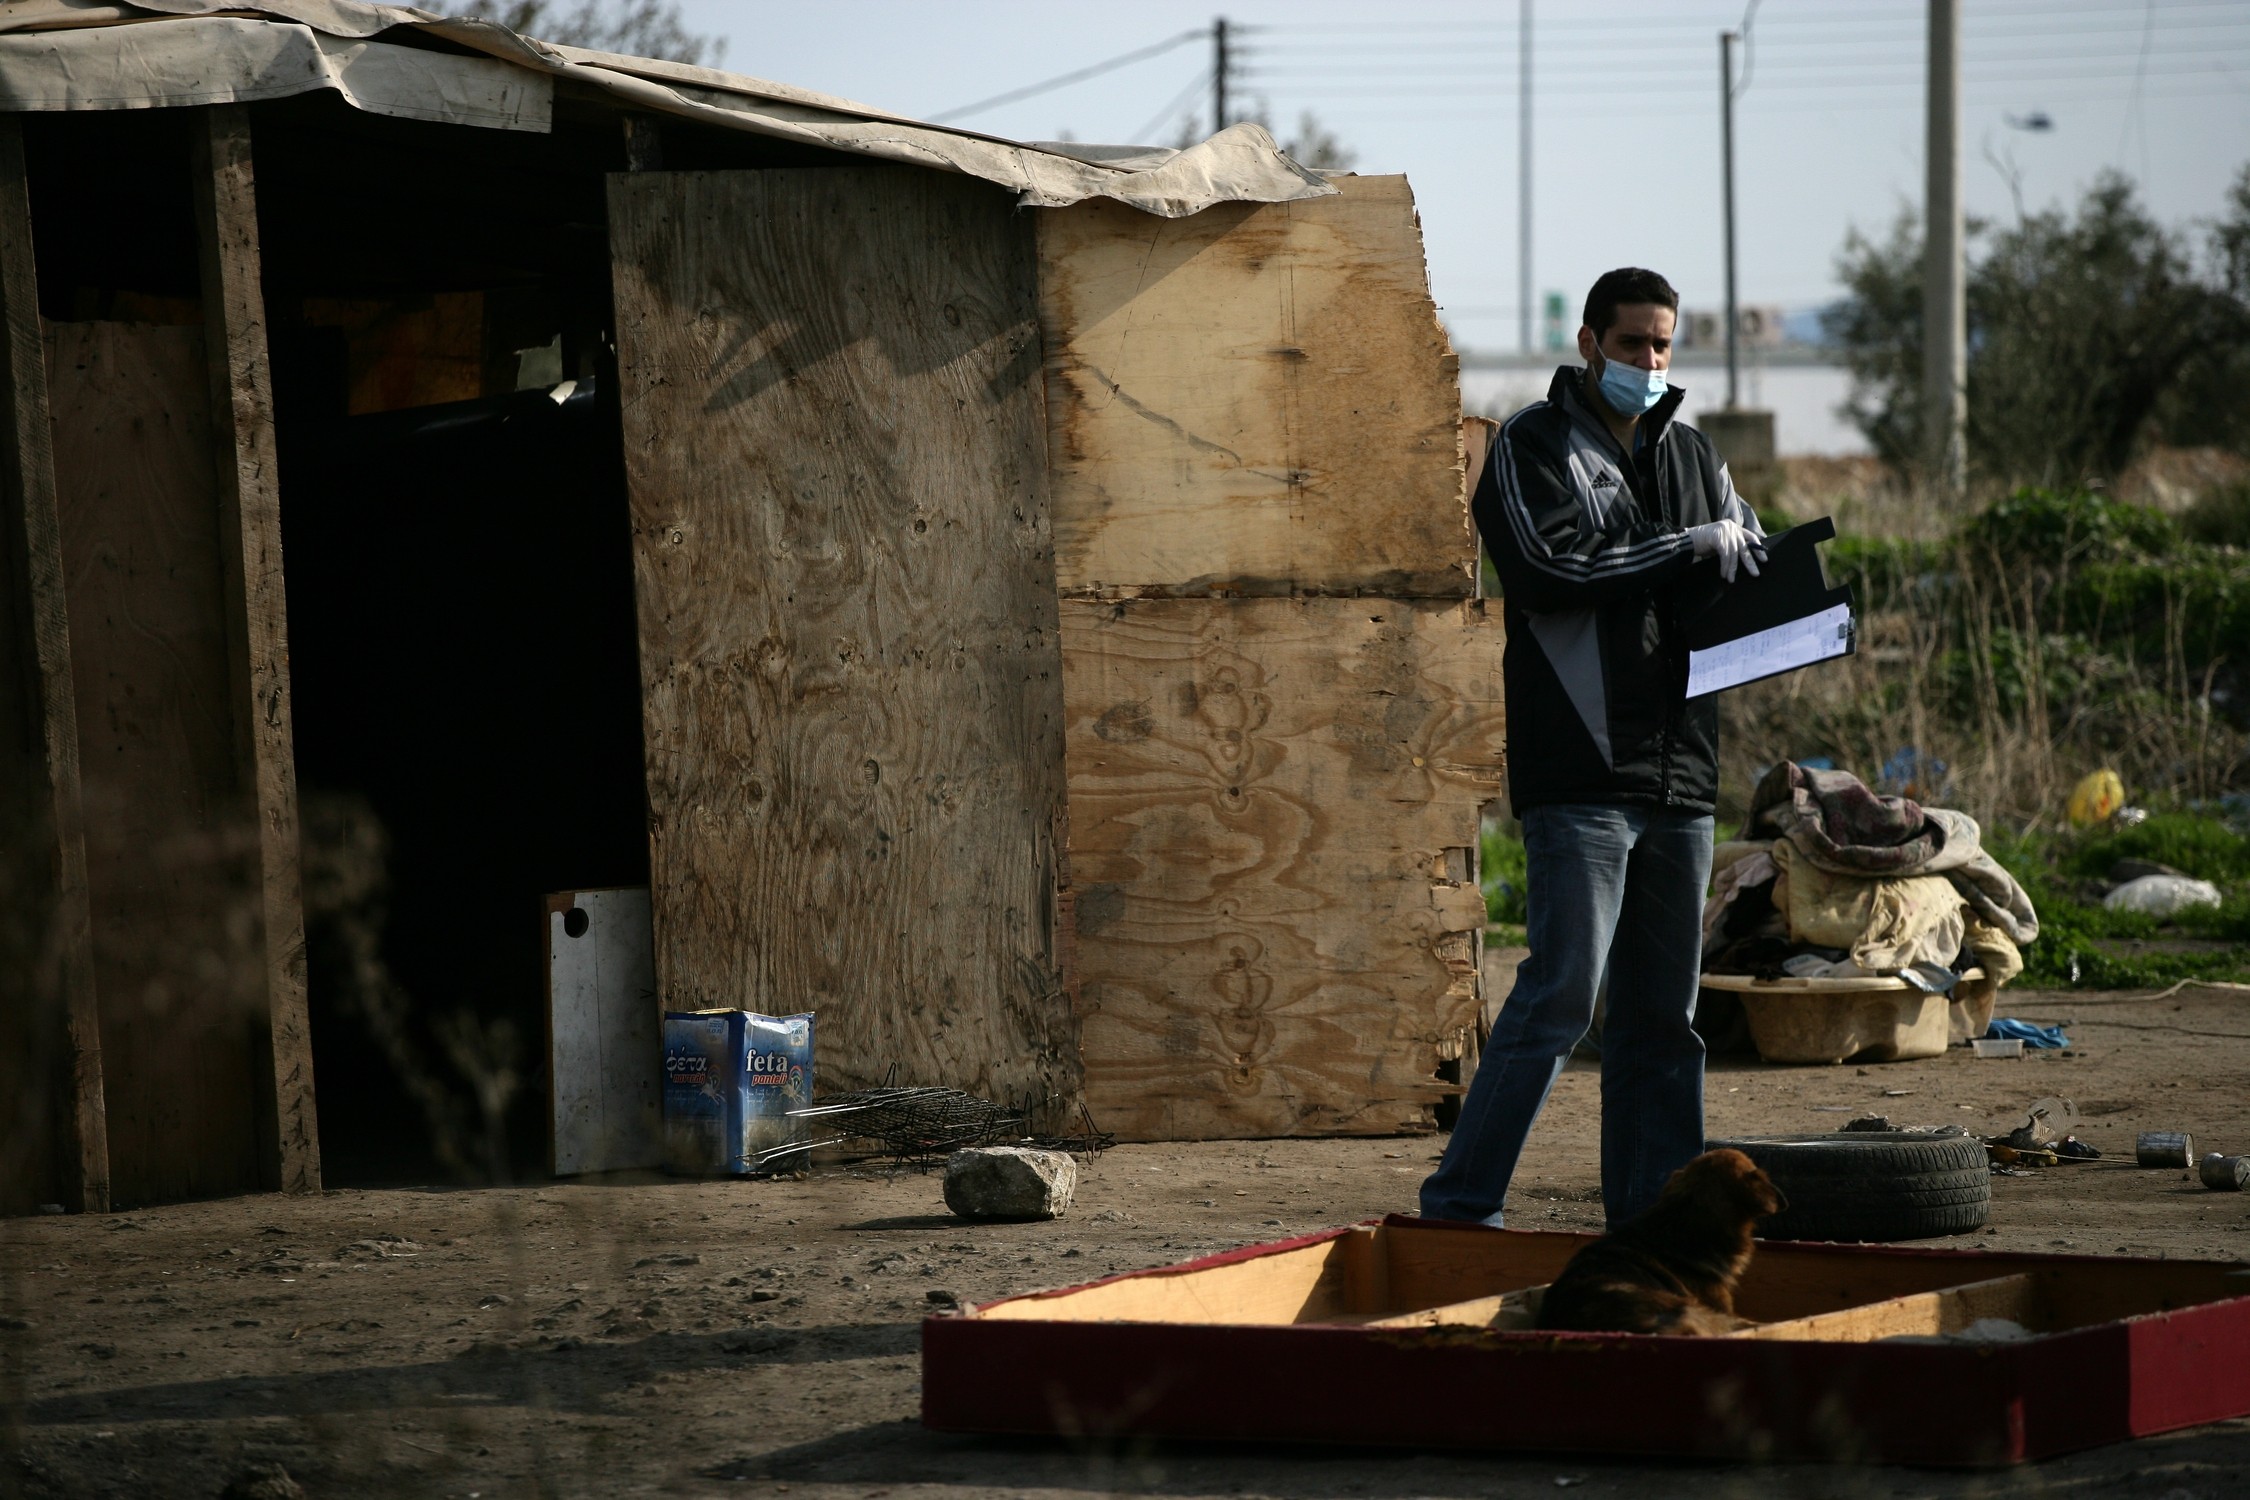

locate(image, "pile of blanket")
[[1704, 762, 2039, 1042]]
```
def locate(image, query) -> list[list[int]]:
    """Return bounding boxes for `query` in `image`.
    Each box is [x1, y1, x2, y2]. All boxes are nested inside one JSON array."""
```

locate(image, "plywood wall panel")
[[1037, 175, 1469, 598], [49, 320, 264, 1205], [1061, 595, 1504, 1140], [608, 166, 1078, 1109]]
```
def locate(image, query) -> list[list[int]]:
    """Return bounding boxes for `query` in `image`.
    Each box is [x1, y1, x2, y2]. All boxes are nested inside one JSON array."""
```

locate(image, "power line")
[[1274, 80, 2250, 121], [930, 30, 1203, 123], [1247, 44, 2250, 83], [2119, 0, 2159, 173], [1129, 65, 1215, 145]]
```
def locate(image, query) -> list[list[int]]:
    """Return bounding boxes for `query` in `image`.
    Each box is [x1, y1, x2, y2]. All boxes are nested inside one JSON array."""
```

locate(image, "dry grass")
[[1719, 470, 2249, 829]]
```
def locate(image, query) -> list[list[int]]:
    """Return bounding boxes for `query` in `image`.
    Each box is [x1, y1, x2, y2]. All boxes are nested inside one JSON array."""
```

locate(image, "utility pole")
[[1212, 17, 1230, 133], [1923, 0, 1966, 494], [1720, 29, 1741, 410], [1519, 0, 1532, 355]]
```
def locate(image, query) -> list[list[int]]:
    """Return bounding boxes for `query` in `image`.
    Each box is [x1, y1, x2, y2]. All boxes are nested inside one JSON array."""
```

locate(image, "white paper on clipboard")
[[1686, 602, 1854, 696]]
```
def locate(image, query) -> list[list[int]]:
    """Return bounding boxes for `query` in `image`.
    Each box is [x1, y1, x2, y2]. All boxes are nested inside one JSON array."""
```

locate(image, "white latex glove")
[[1689, 519, 1765, 583]]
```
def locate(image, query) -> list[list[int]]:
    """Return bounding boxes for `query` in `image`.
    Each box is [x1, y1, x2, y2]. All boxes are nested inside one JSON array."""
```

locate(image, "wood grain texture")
[[1731, 1272, 2039, 1343], [1037, 175, 1469, 597], [194, 105, 319, 1194], [0, 115, 108, 1215], [608, 166, 1077, 1109], [1061, 595, 1505, 1141], [973, 1237, 1350, 1325], [49, 320, 263, 1206]]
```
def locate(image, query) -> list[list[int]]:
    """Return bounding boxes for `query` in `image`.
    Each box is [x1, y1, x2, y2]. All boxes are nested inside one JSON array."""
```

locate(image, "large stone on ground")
[[944, 1146, 1077, 1221]]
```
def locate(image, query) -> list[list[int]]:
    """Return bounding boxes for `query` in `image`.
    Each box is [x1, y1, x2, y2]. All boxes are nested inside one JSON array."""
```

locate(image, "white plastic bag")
[[2102, 874, 2222, 917]]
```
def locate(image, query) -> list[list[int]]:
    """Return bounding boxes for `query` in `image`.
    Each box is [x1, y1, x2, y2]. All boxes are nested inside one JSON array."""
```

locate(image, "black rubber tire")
[[1705, 1131, 1992, 1242]]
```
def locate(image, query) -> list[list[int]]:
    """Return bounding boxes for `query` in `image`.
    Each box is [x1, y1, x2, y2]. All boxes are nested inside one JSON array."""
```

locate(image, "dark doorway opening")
[[257, 94, 653, 1183]]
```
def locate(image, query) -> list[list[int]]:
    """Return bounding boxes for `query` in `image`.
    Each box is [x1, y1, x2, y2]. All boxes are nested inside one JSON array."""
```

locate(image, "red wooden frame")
[[921, 1216, 2250, 1465]]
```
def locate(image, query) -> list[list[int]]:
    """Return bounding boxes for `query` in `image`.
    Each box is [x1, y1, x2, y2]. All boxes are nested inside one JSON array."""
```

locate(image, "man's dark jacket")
[[1473, 365, 1764, 816]]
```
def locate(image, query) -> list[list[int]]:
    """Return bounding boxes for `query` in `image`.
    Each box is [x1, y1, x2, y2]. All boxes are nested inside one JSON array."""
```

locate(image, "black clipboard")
[[1679, 517, 1856, 696]]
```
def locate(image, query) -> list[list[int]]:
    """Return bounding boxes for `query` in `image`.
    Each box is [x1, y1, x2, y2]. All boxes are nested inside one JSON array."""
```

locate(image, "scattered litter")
[[1554, 1479, 1587, 1490], [1809, 1105, 1854, 1113], [2055, 1137, 2100, 1161], [1881, 1088, 1917, 1097], [1844, 1115, 1893, 1132], [1986, 1019, 2067, 1049], [2136, 1131, 2195, 1168], [2102, 874, 2221, 917], [2066, 769, 2124, 828], [663, 1009, 814, 1175], [1999, 1098, 2076, 1150], [1973, 1038, 2024, 1059], [2199, 1154, 2249, 1191]]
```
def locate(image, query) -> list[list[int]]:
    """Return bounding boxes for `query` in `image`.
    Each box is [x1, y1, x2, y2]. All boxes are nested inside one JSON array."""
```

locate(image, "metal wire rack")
[[753, 1083, 1111, 1171]]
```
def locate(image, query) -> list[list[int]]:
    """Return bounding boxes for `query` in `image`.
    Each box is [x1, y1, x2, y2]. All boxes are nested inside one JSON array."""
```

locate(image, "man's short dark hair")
[[1583, 268, 1679, 338]]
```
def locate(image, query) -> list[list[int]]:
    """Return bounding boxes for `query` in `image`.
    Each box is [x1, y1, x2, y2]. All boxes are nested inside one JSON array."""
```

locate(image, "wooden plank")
[[546, 887, 661, 1175], [1338, 1224, 1389, 1316], [193, 104, 319, 1194], [1062, 595, 1504, 1140], [1733, 1273, 2039, 1343], [607, 166, 1076, 1109], [972, 1238, 1350, 1325], [49, 319, 266, 1204], [0, 114, 108, 1215], [1380, 1225, 1587, 1312], [1362, 1288, 1543, 1330], [1037, 176, 1470, 597]]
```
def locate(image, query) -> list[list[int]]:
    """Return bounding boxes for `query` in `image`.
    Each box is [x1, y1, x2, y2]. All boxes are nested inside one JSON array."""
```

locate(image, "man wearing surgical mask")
[[1421, 267, 1764, 1232]]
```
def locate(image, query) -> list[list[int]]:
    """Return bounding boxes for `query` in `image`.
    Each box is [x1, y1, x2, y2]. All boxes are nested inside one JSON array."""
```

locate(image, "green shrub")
[[1957, 486, 2177, 566], [1481, 822, 1527, 926], [2058, 812, 2250, 883], [2181, 480, 2250, 549], [1984, 817, 2250, 986]]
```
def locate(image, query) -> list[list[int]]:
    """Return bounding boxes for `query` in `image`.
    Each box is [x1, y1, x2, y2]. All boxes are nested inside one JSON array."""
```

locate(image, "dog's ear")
[[1755, 1174, 1787, 1216]]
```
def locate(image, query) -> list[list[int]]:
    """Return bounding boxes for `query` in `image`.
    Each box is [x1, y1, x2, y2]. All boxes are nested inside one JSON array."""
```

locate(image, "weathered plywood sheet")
[[609, 166, 1078, 1110], [1062, 596, 1505, 1140], [49, 320, 265, 1205], [1038, 175, 1469, 597]]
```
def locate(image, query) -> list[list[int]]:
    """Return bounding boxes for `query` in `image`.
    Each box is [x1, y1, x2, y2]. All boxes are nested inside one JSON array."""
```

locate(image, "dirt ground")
[[6, 983, 2249, 1500]]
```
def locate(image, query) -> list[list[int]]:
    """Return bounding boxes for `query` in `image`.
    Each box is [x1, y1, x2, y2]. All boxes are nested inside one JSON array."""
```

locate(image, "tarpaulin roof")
[[0, 0, 1336, 217]]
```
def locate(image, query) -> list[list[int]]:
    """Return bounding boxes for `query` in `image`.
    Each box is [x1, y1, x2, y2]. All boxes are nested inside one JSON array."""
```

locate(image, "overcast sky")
[[676, 0, 2249, 353]]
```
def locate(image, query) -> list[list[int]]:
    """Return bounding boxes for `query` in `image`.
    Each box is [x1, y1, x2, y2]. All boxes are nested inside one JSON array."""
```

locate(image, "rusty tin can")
[[2136, 1131, 2195, 1168], [2198, 1153, 2250, 1190]]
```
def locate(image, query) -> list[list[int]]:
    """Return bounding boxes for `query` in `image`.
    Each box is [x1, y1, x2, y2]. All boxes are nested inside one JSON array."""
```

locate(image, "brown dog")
[[1533, 1149, 1786, 1335]]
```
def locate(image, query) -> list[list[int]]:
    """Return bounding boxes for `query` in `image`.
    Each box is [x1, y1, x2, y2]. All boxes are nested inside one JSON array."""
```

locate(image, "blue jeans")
[[1420, 803, 1713, 1228]]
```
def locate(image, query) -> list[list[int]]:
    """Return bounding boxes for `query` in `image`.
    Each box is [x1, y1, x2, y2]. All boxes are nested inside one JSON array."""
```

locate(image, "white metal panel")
[[547, 886, 660, 1175]]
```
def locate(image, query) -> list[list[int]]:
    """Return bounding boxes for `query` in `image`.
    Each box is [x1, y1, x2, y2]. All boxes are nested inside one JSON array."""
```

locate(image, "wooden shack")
[[1, 0, 1499, 1215]]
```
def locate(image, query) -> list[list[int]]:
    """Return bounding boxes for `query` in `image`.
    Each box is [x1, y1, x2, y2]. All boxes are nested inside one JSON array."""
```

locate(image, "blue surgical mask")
[[1596, 355, 1667, 415]]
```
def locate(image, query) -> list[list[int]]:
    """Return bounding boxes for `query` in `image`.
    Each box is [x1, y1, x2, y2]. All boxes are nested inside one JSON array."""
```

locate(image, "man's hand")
[[1689, 520, 1766, 583]]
